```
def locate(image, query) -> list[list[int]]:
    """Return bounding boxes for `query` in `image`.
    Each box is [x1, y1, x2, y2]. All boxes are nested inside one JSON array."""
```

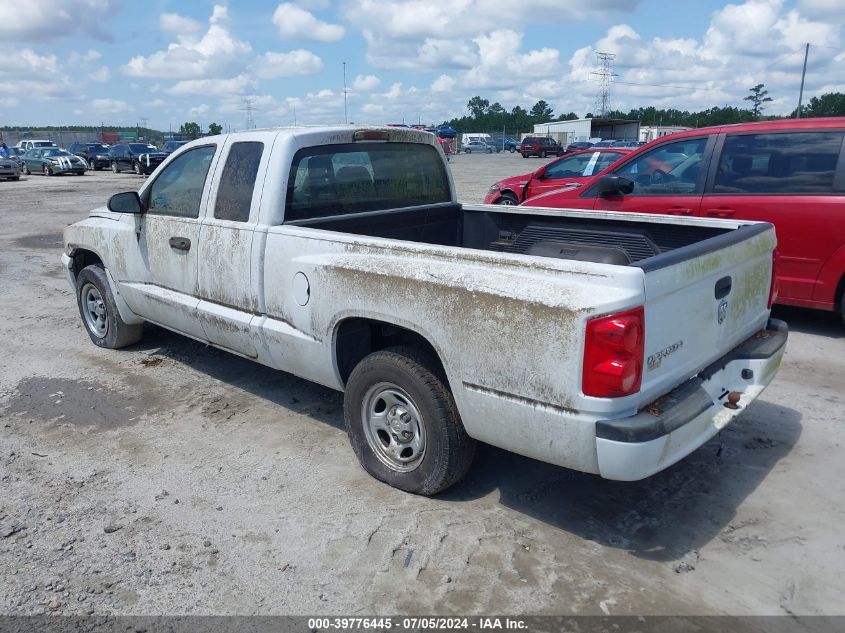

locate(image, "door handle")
[[666, 206, 693, 215], [169, 236, 191, 251], [704, 207, 736, 218]]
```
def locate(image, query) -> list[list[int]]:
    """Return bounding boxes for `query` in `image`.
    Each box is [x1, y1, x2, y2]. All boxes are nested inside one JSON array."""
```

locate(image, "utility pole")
[[796, 43, 809, 119], [342, 62, 348, 124], [591, 52, 617, 118]]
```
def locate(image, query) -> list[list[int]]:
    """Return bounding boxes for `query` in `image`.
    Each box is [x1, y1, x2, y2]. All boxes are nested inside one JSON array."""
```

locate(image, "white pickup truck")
[[63, 126, 787, 495]]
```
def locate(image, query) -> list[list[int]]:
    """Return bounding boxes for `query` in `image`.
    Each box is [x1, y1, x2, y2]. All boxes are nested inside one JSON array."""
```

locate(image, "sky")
[[1, 0, 844, 131]]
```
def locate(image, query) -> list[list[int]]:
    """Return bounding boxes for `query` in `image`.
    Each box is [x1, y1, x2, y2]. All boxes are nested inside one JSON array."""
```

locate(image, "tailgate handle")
[[169, 236, 191, 251], [715, 276, 732, 299]]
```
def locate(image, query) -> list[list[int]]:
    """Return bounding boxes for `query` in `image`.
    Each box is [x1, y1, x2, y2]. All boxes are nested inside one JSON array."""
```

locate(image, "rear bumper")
[[595, 318, 788, 480]]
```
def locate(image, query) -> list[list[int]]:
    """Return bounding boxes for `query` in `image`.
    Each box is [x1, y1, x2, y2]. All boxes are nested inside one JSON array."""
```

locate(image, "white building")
[[639, 125, 691, 142], [530, 118, 640, 145]]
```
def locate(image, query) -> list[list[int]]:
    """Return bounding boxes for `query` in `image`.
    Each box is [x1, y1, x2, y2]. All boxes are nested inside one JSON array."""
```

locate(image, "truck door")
[[196, 136, 268, 357], [119, 144, 219, 340]]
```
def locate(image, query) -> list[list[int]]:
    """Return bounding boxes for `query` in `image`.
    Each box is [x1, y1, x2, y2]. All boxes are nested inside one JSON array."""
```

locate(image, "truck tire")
[[76, 265, 143, 349], [134, 161, 142, 175], [344, 346, 476, 496], [111, 161, 121, 173], [540, 150, 547, 158]]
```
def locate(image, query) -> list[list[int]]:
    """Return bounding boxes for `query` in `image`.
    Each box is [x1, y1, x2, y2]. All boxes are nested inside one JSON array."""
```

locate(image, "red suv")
[[523, 117, 845, 320], [518, 136, 564, 158]]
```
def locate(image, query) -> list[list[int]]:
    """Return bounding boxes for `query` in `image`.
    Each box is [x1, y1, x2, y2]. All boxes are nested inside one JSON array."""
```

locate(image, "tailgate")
[[636, 222, 776, 404]]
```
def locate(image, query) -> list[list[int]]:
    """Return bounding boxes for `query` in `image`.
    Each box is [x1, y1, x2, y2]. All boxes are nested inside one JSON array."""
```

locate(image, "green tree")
[[467, 96, 490, 118], [208, 122, 223, 135], [529, 100, 553, 122], [180, 121, 202, 139], [557, 112, 579, 121], [744, 84, 773, 118], [795, 92, 845, 117]]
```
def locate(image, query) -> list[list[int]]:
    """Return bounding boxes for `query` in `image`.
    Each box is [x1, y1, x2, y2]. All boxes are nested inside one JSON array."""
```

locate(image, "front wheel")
[[465, 149, 471, 154], [22, 164, 30, 175], [521, 153, 529, 158], [133, 161, 142, 175], [540, 150, 547, 158], [76, 265, 143, 349], [344, 347, 476, 495], [496, 192, 519, 206], [43, 164, 53, 176], [111, 161, 120, 173]]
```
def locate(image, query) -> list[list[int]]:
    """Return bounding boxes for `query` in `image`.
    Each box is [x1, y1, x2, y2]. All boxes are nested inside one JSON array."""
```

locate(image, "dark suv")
[[69, 142, 111, 170], [518, 136, 564, 158], [109, 143, 168, 175]]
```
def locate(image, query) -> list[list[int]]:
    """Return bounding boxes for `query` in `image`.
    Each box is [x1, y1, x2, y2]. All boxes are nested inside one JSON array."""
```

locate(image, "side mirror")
[[534, 167, 547, 180], [595, 175, 635, 197], [107, 191, 143, 214]]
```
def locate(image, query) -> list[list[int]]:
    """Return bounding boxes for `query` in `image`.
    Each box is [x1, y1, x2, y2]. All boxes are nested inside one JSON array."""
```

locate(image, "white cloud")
[[159, 12, 204, 36], [252, 50, 324, 78], [91, 98, 132, 114], [189, 104, 210, 117], [352, 74, 380, 91], [273, 3, 345, 42], [123, 5, 251, 79], [144, 99, 168, 108], [0, 0, 117, 42], [345, 0, 637, 68], [798, 0, 845, 18], [89, 66, 110, 82], [430, 74, 456, 93], [167, 74, 255, 95]]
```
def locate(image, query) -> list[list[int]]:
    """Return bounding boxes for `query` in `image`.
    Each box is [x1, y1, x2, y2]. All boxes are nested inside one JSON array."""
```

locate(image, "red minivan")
[[523, 117, 845, 320]]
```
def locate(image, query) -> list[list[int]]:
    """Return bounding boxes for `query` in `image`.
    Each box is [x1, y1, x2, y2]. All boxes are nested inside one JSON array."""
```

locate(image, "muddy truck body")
[[63, 126, 787, 495]]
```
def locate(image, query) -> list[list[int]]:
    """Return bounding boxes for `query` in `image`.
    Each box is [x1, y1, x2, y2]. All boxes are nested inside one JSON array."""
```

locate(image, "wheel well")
[[335, 318, 446, 385], [71, 249, 103, 281], [836, 273, 845, 311]]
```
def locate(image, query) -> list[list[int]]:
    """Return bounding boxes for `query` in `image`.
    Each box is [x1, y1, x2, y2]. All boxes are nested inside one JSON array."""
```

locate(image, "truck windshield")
[[285, 143, 450, 222]]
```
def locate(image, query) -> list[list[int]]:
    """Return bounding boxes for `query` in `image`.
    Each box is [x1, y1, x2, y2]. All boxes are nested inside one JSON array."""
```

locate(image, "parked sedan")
[[461, 141, 495, 154], [484, 148, 631, 205], [0, 156, 21, 181], [69, 142, 111, 170], [109, 143, 168, 175], [20, 148, 86, 176]]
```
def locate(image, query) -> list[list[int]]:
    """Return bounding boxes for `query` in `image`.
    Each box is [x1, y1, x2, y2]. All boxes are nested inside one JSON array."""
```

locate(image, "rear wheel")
[[465, 148, 471, 154], [496, 192, 519, 206], [76, 265, 143, 349], [521, 153, 529, 158], [344, 347, 476, 496], [22, 164, 30, 175]]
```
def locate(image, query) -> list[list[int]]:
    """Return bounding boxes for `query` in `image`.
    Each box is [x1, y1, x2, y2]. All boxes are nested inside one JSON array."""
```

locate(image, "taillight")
[[582, 306, 645, 398], [767, 249, 779, 309]]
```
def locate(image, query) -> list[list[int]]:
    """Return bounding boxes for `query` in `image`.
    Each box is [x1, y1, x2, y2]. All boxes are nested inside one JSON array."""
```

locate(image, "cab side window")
[[146, 145, 216, 218], [214, 142, 264, 222], [613, 137, 707, 195], [714, 132, 844, 194]]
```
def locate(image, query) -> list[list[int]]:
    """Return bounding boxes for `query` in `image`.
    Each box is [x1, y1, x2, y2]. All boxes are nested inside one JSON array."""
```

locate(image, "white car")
[[14, 139, 58, 151]]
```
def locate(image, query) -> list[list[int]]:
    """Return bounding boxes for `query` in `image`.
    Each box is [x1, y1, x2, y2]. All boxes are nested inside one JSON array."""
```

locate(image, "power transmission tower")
[[342, 61, 348, 124], [591, 52, 617, 117], [240, 97, 256, 130]]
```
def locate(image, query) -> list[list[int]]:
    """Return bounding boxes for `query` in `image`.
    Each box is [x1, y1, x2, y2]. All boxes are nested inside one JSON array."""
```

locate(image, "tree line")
[[444, 87, 845, 134]]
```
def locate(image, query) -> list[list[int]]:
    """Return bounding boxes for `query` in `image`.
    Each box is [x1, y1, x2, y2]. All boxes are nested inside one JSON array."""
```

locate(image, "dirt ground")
[[1, 155, 844, 617]]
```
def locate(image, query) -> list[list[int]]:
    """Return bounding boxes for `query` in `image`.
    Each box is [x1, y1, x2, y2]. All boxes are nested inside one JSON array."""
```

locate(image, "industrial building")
[[530, 117, 640, 145]]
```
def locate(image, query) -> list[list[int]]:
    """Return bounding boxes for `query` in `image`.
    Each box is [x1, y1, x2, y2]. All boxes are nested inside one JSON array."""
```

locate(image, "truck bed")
[[289, 203, 738, 268]]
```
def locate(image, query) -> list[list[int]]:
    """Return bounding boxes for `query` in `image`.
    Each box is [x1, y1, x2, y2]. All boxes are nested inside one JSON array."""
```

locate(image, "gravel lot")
[[1, 155, 844, 617]]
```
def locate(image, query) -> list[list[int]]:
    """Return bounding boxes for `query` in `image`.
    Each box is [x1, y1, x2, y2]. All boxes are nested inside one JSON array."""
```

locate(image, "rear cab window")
[[214, 142, 264, 222], [284, 143, 450, 222], [713, 131, 845, 194]]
